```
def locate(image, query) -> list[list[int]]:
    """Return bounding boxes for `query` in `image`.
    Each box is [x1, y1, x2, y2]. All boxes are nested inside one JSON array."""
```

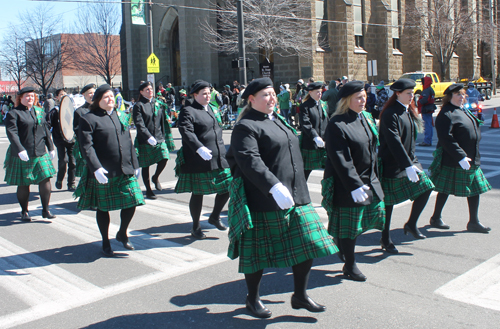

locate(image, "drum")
[[59, 95, 75, 143]]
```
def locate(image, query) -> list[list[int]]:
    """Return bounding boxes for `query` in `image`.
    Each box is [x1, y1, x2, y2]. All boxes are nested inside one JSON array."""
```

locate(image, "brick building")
[[120, 0, 498, 97]]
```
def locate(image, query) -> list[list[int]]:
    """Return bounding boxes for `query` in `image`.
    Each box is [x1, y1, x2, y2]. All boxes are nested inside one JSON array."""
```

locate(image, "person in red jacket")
[[417, 77, 436, 146]]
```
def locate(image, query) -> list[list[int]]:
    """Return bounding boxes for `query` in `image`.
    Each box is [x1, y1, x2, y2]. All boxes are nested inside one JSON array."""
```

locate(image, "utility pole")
[[236, 0, 247, 85], [490, 0, 496, 95], [147, 1, 155, 92]]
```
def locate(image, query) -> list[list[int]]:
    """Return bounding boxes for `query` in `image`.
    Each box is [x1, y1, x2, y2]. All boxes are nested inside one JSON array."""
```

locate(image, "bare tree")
[[69, 1, 121, 85], [22, 4, 68, 95], [200, 0, 313, 62], [406, 0, 485, 80], [0, 25, 27, 91]]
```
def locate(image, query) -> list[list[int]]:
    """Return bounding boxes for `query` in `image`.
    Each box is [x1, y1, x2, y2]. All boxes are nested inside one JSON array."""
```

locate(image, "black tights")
[[432, 193, 480, 224], [245, 259, 314, 303], [189, 192, 230, 230], [96, 206, 136, 248], [17, 178, 52, 213], [142, 159, 168, 192], [339, 238, 362, 274], [381, 189, 432, 243]]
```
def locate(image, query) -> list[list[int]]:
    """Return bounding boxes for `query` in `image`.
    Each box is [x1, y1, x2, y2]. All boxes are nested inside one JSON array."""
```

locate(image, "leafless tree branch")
[[0, 24, 28, 91]]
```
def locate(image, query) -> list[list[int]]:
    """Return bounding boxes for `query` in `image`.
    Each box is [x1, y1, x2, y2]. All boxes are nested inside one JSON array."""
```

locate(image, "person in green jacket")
[[321, 80, 339, 118], [277, 84, 291, 123]]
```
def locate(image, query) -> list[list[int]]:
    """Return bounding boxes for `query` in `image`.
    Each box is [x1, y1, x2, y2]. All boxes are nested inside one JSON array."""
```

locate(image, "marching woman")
[[227, 78, 336, 318], [4, 87, 57, 221], [299, 82, 328, 181], [133, 81, 175, 200], [175, 80, 232, 239], [73, 83, 95, 178], [75, 84, 145, 257], [322, 81, 385, 281], [378, 79, 435, 253], [428, 84, 492, 232]]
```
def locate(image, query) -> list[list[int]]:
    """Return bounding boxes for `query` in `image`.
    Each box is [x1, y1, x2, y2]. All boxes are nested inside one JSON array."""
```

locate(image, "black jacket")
[[5, 105, 54, 157], [48, 106, 75, 147], [178, 99, 228, 173], [299, 98, 328, 149], [78, 108, 139, 178], [379, 102, 422, 178], [73, 102, 90, 138], [227, 109, 310, 212], [324, 110, 384, 208], [435, 103, 481, 167], [133, 96, 165, 145]]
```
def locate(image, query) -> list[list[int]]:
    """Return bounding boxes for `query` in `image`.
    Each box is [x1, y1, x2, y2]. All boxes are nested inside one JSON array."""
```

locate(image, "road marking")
[[435, 253, 500, 312]]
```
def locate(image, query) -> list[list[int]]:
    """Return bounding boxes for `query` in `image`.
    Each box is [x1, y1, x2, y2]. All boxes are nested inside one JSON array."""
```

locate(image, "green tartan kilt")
[[4, 147, 56, 186], [382, 172, 435, 206], [175, 168, 232, 195], [300, 148, 326, 171], [431, 164, 491, 197], [327, 196, 386, 240], [136, 140, 170, 168], [74, 170, 145, 211], [73, 140, 87, 177], [237, 203, 338, 274]]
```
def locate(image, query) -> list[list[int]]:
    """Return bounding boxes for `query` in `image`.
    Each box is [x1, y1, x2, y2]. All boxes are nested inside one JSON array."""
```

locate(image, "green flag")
[[131, 0, 146, 25]]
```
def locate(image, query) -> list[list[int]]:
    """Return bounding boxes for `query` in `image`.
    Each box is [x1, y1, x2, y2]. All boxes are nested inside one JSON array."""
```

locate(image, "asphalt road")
[[1, 99, 500, 328]]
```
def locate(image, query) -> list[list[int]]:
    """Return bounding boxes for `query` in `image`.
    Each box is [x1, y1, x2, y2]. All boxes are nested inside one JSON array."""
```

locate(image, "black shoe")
[[42, 210, 56, 219], [467, 222, 491, 233], [430, 216, 450, 229], [380, 238, 399, 254], [208, 216, 228, 231], [68, 185, 76, 192], [291, 295, 326, 313], [116, 232, 135, 250], [152, 175, 162, 191], [55, 181, 62, 190], [21, 211, 31, 222], [342, 265, 367, 282], [101, 245, 114, 257], [246, 296, 272, 318], [191, 228, 206, 240], [403, 223, 426, 239], [145, 191, 157, 200]]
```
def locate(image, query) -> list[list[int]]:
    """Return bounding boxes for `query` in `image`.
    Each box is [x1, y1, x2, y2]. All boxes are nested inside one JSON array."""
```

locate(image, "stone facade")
[[120, 0, 499, 97]]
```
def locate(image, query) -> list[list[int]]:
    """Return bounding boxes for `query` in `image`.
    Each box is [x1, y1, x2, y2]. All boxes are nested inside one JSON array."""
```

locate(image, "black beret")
[[81, 83, 96, 94], [92, 84, 113, 102], [18, 87, 35, 95], [305, 82, 323, 91], [390, 78, 416, 91], [338, 81, 364, 99], [190, 80, 211, 95], [139, 81, 153, 91], [444, 83, 464, 95], [241, 78, 273, 99]]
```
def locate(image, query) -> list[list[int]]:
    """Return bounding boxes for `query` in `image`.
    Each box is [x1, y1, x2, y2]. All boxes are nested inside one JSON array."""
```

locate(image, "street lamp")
[[236, 0, 247, 85]]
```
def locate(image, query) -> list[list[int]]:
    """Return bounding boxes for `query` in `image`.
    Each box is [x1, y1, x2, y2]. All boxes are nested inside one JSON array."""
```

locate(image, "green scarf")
[[208, 103, 223, 127], [34, 106, 44, 125], [115, 110, 130, 131], [274, 107, 298, 135], [361, 110, 379, 145]]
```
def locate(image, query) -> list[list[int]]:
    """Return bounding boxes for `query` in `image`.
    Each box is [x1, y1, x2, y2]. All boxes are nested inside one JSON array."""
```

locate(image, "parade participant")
[[175, 80, 232, 239], [299, 82, 328, 181], [322, 81, 385, 281], [428, 84, 492, 232], [48, 88, 76, 191], [4, 87, 57, 221], [379, 79, 435, 253], [75, 84, 144, 257], [227, 78, 336, 318], [73, 84, 96, 178], [133, 81, 174, 199]]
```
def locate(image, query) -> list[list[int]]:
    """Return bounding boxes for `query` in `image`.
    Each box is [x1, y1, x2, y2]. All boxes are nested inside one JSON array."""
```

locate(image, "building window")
[[391, 0, 400, 50], [353, 0, 364, 49], [393, 38, 400, 51], [316, 0, 330, 51], [356, 35, 364, 48]]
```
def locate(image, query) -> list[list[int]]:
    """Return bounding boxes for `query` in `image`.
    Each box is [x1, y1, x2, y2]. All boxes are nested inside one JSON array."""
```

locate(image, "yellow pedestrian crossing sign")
[[147, 53, 160, 73]]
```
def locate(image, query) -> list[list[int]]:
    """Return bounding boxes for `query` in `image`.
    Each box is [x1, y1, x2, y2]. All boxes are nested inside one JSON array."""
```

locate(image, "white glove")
[[196, 146, 213, 161], [459, 157, 471, 170], [94, 168, 109, 184], [49, 150, 56, 160], [147, 136, 157, 146], [135, 168, 141, 179], [405, 165, 422, 183], [351, 185, 370, 203], [18, 150, 29, 162], [313, 136, 325, 148], [270, 182, 295, 210]]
